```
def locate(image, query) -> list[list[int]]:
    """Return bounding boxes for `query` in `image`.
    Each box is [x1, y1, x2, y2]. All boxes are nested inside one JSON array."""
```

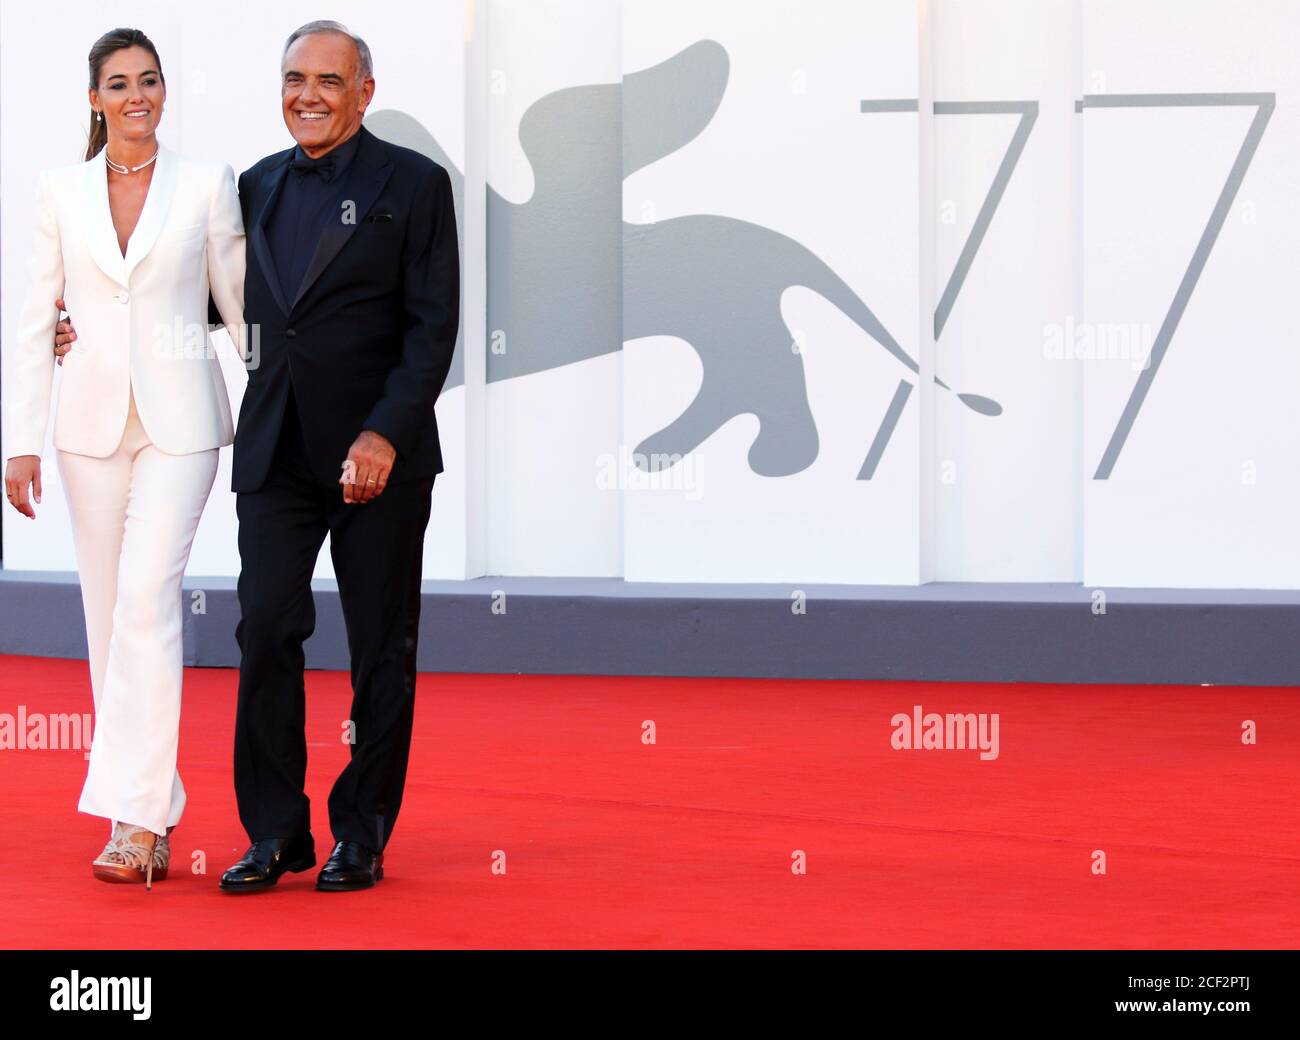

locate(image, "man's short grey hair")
[[283, 20, 373, 83]]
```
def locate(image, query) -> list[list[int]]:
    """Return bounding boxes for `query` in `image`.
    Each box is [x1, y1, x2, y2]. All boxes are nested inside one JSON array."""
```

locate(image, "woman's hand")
[[4, 456, 42, 518]]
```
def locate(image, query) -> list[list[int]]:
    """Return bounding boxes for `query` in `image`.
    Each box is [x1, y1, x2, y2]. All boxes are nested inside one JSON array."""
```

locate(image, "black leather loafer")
[[316, 840, 384, 891], [219, 833, 316, 893]]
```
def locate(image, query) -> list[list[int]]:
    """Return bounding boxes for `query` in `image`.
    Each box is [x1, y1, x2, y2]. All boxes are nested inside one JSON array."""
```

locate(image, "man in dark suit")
[[188, 18, 458, 896], [215, 20, 459, 892]]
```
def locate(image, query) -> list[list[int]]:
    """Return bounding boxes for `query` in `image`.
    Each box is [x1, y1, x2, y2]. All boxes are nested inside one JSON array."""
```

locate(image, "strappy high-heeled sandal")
[[92, 823, 165, 889], [153, 826, 174, 878]]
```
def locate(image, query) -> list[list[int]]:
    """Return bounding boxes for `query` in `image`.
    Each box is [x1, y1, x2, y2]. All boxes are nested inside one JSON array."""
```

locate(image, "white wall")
[[1081, 0, 1300, 588], [931, 0, 1080, 582], [622, 0, 923, 584], [483, 0, 623, 578], [3, 0, 1298, 588]]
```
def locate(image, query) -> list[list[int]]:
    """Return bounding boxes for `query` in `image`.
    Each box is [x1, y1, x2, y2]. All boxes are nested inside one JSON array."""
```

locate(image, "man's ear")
[[358, 77, 376, 114]]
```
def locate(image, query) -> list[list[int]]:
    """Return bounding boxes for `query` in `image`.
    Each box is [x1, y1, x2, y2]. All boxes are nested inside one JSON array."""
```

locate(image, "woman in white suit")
[[2, 28, 245, 887]]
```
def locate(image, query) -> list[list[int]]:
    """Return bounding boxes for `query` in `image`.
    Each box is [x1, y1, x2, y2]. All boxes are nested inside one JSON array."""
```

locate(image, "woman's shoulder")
[[37, 157, 90, 188], [167, 147, 234, 180], [166, 149, 239, 206]]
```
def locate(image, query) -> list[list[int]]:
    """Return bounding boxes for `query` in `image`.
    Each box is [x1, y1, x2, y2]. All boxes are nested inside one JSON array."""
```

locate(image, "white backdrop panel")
[[931, 0, 1079, 582], [482, 0, 623, 578], [622, 0, 924, 584], [1081, 0, 1300, 588]]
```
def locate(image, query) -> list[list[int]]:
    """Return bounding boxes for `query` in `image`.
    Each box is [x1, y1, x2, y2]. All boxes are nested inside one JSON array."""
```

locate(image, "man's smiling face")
[[280, 30, 375, 158]]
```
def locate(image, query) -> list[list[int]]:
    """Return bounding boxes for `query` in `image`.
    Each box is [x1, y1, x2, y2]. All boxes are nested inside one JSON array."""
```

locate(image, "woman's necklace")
[[104, 147, 159, 175]]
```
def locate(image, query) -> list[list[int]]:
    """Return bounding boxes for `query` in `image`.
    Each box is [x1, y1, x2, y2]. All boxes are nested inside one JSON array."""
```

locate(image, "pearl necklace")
[[104, 148, 159, 175]]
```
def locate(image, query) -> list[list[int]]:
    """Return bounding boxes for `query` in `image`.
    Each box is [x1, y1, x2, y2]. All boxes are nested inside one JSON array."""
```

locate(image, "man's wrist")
[[356, 428, 395, 457], [359, 428, 398, 456]]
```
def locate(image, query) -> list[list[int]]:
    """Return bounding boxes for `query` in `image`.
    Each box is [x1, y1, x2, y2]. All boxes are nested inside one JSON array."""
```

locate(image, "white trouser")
[[56, 385, 218, 836]]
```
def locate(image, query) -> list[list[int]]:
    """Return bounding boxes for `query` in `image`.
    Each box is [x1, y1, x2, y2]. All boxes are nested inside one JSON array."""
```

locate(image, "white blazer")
[[3, 142, 245, 461]]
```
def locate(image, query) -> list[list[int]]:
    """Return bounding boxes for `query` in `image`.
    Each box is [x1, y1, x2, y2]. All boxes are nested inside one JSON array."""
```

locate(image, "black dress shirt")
[[265, 128, 363, 308]]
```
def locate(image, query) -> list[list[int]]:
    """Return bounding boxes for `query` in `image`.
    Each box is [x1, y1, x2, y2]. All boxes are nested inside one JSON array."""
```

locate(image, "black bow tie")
[[289, 154, 337, 183]]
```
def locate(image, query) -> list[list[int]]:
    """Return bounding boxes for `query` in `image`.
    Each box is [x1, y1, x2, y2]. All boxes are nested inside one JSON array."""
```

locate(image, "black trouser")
[[233, 384, 434, 852]]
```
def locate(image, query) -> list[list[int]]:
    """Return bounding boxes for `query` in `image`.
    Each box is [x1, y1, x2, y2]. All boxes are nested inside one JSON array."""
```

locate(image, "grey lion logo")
[[366, 40, 1001, 480]]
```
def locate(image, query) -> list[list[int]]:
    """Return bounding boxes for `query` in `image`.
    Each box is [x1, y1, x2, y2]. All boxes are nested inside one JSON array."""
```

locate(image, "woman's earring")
[[96, 112, 102, 122]]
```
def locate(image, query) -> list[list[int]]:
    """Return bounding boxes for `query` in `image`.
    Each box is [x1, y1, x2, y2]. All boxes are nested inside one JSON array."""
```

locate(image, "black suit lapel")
[[291, 128, 395, 312], [250, 155, 293, 316]]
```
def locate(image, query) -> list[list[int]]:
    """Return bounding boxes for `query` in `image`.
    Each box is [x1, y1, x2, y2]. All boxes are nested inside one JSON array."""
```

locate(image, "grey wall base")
[[1, 571, 1298, 686]]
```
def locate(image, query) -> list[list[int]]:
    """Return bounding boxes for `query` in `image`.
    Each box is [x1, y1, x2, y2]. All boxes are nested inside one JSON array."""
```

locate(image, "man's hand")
[[4, 456, 41, 519], [339, 430, 396, 504], [53, 297, 76, 365]]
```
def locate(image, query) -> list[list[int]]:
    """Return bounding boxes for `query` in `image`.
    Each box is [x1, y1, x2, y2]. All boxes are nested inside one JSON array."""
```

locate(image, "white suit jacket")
[[3, 143, 245, 461]]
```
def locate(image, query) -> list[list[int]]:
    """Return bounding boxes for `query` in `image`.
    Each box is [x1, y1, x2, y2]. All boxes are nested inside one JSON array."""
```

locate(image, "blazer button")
[[285, 328, 297, 338], [114, 291, 130, 304]]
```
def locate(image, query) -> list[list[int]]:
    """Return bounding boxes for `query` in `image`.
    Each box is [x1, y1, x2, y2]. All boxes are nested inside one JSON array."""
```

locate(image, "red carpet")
[[0, 652, 1296, 948]]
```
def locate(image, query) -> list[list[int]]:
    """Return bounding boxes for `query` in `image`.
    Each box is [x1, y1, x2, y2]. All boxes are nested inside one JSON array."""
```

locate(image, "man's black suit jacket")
[[231, 125, 459, 494]]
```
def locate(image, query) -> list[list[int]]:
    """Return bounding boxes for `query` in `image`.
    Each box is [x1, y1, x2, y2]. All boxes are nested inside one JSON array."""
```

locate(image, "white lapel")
[[82, 149, 127, 289], [123, 143, 177, 280]]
